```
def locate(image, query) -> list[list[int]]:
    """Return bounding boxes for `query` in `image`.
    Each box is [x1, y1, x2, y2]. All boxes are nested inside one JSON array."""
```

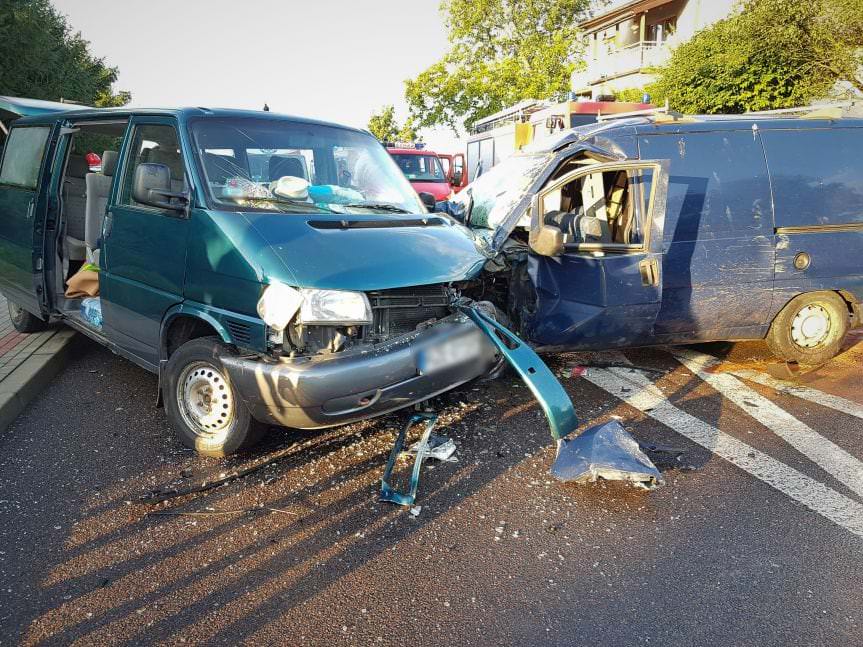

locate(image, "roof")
[[580, 0, 674, 32], [523, 110, 863, 155], [10, 106, 368, 134], [0, 96, 87, 121], [387, 148, 440, 155]]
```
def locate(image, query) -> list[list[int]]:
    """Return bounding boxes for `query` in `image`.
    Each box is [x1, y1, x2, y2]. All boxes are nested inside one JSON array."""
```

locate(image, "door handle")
[[639, 258, 659, 287]]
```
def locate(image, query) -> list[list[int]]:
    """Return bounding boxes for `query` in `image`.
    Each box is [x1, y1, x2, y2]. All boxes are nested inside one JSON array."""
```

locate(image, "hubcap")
[[176, 361, 235, 437], [790, 304, 831, 349]]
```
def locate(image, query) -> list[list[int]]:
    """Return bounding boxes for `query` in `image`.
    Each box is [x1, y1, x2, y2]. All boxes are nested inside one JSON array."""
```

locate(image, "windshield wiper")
[[228, 196, 339, 214], [340, 203, 413, 214]]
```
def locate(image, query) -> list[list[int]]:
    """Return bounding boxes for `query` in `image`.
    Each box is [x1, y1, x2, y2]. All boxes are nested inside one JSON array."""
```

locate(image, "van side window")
[[761, 128, 863, 229], [540, 166, 653, 248], [0, 126, 51, 190], [121, 124, 187, 208]]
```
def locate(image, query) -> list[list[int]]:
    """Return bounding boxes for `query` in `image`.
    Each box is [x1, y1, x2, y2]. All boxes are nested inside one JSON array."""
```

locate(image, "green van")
[[0, 106, 501, 455]]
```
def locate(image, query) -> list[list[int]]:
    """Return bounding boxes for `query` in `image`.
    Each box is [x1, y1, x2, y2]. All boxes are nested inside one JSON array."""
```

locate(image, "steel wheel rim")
[[790, 304, 831, 349], [176, 361, 235, 438]]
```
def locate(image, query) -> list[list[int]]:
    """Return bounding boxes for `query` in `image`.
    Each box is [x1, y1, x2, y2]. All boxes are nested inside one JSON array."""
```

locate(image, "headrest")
[[66, 154, 89, 179], [101, 150, 119, 177], [147, 149, 184, 181], [269, 156, 306, 181]]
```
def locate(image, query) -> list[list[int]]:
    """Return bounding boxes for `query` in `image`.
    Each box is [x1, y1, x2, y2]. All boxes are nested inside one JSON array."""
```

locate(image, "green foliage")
[[367, 105, 399, 141], [367, 105, 421, 142], [648, 0, 863, 114], [405, 0, 593, 133], [0, 0, 130, 107], [613, 88, 649, 104]]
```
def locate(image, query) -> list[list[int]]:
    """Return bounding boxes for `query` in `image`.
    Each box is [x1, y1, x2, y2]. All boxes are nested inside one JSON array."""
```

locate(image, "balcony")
[[571, 40, 673, 90]]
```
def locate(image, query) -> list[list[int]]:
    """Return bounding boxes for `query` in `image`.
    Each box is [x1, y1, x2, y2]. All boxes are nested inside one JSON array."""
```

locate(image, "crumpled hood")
[[233, 211, 488, 291]]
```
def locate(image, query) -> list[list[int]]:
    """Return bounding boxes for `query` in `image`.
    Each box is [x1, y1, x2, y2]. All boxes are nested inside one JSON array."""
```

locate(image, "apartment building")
[[572, 0, 738, 99]]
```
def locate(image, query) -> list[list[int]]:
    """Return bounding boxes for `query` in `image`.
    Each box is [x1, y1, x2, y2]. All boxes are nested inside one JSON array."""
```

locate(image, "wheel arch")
[[160, 306, 233, 361], [769, 289, 857, 328]]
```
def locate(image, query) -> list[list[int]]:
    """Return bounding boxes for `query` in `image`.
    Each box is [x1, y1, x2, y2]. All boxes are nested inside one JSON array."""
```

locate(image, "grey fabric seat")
[[85, 150, 119, 264], [63, 154, 88, 261]]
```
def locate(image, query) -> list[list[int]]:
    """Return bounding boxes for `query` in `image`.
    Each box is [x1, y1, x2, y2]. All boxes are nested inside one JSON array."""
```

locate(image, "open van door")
[[525, 159, 670, 349], [0, 119, 67, 318]]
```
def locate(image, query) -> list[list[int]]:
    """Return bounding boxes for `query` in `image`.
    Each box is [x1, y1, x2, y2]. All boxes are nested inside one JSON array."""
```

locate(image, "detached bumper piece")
[[458, 304, 662, 488], [380, 412, 440, 507]]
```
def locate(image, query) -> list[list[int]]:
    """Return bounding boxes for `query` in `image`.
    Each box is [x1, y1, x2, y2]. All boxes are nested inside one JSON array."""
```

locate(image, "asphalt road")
[[1, 332, 862, 646]]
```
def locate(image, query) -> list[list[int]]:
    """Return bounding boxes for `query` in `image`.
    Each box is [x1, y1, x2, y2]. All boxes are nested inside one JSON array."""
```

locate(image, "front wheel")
[[7, 300, 49, 333], [163, 336, 265, 456], [766, 292, 850, 365]]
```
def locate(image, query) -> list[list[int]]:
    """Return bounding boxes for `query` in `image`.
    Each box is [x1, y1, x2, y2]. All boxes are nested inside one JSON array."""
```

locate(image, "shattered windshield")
[[452, 152, 553, 230], [189, 118, 424, 214]]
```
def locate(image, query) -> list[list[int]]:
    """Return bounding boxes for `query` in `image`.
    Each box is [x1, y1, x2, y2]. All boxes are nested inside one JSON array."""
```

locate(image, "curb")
[[0, 328, 77, 433]]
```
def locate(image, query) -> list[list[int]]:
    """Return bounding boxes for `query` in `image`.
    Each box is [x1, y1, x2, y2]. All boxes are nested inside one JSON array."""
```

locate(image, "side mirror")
[[133, 163, 188, 212], [418, 191, 437, 211]]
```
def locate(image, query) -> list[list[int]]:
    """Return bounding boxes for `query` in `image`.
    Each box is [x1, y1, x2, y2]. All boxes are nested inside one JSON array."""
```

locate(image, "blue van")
[[450, 107, 863, 365]]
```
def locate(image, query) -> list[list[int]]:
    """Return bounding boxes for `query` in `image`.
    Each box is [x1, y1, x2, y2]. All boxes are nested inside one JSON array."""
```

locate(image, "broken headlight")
[[258, 282, 373, 330], [298, 288, 373, 326]]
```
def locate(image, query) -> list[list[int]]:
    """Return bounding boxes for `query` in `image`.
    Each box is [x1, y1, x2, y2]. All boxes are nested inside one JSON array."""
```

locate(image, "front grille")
[[366, 284, 450, 341]]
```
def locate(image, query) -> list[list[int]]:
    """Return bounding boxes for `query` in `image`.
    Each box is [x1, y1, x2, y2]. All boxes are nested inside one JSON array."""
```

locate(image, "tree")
[[0, 0, 130, 107], [405, 0, 593, 134], [647, 0, 863, 114], [367, 105, 421, 142], [367, 105, 399, 141]]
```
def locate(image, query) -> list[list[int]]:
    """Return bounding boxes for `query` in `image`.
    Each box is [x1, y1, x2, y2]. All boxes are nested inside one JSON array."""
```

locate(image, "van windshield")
[[391, 154, 446, 182], [189, 118, 424, 215]]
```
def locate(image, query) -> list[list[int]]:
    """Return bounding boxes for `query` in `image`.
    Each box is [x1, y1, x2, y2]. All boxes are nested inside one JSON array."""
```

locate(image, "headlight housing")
[[298, 288, 373, 325], [256, 282, 304, 332], [257, 282, 373, 330]]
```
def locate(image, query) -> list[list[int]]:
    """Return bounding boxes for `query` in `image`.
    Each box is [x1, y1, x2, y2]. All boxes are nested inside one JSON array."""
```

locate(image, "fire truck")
[[465, 98, 652, 181]]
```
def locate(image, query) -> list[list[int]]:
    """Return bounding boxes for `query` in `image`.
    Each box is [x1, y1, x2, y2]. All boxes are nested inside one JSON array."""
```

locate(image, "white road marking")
[[583, 367, 863, 539], [725, 368, 863, 421], [672, 348, 863, 500]]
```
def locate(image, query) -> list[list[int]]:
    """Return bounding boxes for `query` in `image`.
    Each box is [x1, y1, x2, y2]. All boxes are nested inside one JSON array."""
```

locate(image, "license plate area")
[[417, 331, 484, 375]]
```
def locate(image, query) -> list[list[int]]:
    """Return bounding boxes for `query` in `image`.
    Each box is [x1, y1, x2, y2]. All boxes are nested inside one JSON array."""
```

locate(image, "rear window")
[[761, 127, 863, 228], [0, 126, 51, 189]]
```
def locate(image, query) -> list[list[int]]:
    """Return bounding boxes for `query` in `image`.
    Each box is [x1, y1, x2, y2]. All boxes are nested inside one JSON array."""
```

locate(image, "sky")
[[50, 0, 463, 151]]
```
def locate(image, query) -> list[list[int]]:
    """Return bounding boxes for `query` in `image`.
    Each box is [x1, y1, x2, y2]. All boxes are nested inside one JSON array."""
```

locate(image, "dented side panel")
[[639, 130, 776, 339]]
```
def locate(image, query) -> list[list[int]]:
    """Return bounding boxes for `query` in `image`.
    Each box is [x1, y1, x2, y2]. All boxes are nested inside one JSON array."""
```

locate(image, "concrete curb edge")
[[0, 328, 77, 433]]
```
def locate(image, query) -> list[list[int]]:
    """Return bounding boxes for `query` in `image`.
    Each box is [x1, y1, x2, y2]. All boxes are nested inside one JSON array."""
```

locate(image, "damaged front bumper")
[[220, 314, 499, 429]]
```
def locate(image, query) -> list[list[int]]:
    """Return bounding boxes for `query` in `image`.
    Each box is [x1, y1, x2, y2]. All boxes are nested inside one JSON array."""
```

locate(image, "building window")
[[647, 18, 676, 45]]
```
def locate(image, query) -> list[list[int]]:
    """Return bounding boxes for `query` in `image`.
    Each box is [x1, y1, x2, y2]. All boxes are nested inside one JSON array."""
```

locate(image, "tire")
[[163, 336, 265, 457], [766, 292, 850, 365], [7, 300, 49, 333]]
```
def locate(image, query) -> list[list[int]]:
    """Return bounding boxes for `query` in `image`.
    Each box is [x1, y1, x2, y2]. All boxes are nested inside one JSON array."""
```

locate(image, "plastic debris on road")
[[550, 420, 664, 489], [407, 434, 457, 462], [380, 412, 440, 507]]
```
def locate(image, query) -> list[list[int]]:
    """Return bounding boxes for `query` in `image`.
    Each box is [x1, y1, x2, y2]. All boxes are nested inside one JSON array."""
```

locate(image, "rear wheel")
[[766, 292, 849, 365], [163, 336, 265, 456], [7, 300, 49, 333]]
